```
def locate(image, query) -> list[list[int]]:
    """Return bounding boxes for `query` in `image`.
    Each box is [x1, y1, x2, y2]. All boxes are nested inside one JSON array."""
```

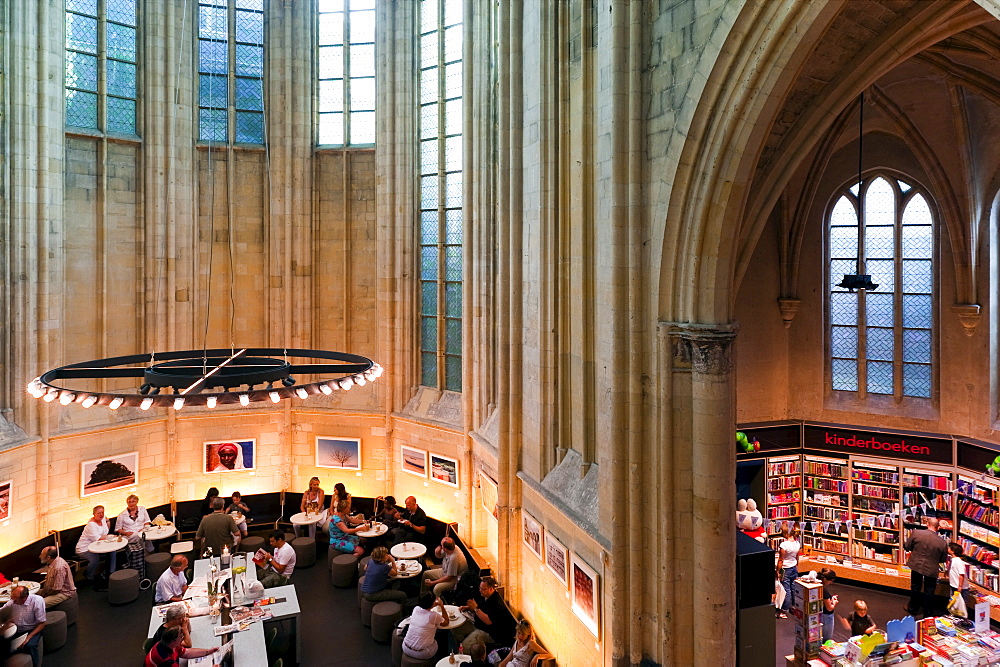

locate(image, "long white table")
[[148, 558, 301, 665]]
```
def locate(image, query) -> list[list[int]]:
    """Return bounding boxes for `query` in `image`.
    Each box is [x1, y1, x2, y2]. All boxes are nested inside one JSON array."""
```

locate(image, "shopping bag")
[[947, 590, 967, 617]]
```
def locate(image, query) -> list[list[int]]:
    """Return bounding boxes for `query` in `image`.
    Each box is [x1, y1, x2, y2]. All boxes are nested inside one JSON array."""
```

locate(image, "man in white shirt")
[[155, 555, 189, 604], [258, 531, 296, 588], [0, 587, 46, 666]]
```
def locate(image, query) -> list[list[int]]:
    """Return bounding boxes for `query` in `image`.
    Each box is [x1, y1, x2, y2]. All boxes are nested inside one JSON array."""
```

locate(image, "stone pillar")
[[667, 322, 738, 665]]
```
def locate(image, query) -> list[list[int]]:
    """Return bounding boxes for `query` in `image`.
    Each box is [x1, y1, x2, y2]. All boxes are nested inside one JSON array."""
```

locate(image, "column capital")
[[663, 322, 739, 375]]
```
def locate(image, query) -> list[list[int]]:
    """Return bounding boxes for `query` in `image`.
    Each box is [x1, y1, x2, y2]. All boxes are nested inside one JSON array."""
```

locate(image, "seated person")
[[0, 586, 46, 667], [196, 498, 240, 555], [198, 488, 220, 517], [499, 620, 553, 667], [298, 477, 327, 539], [258, 531, 296, 588], [225, 491, 250, 539], [402, 592, 448, 661], [453, 576, 516, 652], [391, 496, 427, 545], [328, 482, 353, 515], [75, 504, 117, 585], [37, 546, 77, 609], [467, 641, 490, 667], [329, 499, 367, 557], [155, 555, 189, 604], [360, 547, 406, 604], [424, 536, 468, 597], [144, 626, 217, 667], [150, 604, 191, 648], [376, 495, 401, 528]]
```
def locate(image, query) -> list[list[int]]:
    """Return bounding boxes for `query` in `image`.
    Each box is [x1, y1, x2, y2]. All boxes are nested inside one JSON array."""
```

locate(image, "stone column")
[[667, 322, 738, 665]]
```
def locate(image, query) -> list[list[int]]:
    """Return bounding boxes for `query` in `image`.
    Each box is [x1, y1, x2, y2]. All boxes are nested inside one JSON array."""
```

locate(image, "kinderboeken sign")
[[804, 424, 953, 465]]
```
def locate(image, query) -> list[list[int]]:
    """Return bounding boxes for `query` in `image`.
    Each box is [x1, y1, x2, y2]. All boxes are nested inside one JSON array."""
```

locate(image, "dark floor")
[[45, 547, 393, 667], [774, 579, 915, 666]]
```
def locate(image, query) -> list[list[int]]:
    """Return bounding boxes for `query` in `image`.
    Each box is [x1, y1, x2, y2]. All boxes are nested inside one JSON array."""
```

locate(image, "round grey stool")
[[401, 654, 436, 667], [42, 610, 67, 652], [284, 532, 295, 544], [330, 553, 357, 588], [4, 646, 35, 666], [290, 537, 316, 568], [108, 568, 140, 604], [241, 536, 265, 554], [51, 594, 78, 626], [145, 551, 172, 583], [371, 601, 402, 643], [357, 575, 366, 607], [358, 555, 371, 578], [391, 625, 404, 667], [360, 595, 376, 627]]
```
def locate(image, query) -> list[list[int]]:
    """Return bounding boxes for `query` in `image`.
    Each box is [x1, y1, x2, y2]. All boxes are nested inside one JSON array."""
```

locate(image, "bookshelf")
[[801, 455, 849, 558], [850, 461, 901, 563], [956, 475, 1000, 593], [902, 467, 953, 537], [766, 455, 802, 546]]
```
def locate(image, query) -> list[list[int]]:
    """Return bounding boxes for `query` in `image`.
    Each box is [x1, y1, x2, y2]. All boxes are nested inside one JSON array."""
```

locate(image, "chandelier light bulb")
[[173, 397, 185, 410], [372, 364, 384, 378], [206, 396, 218, 409], [109, 397, 124, 410], [338, 377, 353, 390], [269, 391, 281, 403], [319, 383, 334, 395], [43, 390, 58, 403], [239, 393, 250, 406], [354, 375, 367, 387], [59, 392, 76, 405], [140, 397, 154, 410], [81, 395, 97, 408], [295, 387, 308, 399]]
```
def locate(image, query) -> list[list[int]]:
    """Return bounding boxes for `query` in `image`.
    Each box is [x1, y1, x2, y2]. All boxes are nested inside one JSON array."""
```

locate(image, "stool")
[[371, 601, 402, 643], [357, 576, 366, 607], [145, 552, 172, 583], [108, 568, 140, 604], [360, 595, 375, 627], [391, 626, 404, 667], [284, 532, 295, 544], [290, 537, 316, 568], [358, 556, 371, 578], [42, 610, 67, 652], [330, 553, 357, 588], [5, 648, 34, 666], [51, 594, 78, 626], [401, 655, 435, 667], [241, 536, 265, 554]]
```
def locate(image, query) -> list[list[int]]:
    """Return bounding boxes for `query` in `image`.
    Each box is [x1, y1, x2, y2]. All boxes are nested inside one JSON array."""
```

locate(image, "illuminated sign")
[[804, 425, 952, 465]]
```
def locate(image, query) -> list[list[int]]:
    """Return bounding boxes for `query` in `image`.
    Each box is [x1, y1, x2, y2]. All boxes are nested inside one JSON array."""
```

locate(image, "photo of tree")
[[316, 437, 362, 470]]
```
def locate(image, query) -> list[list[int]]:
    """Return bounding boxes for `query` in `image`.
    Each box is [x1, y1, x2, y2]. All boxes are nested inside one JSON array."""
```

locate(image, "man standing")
[[453, 576, 516, 652], [423, 536, 468, 597], [258, 531, 296, 588], [155, 555, 189, 605], [37, 546, 77, 609], [904, 516, 948, 617], [0, 586, 46, 666], [196, 498, 240, 555], [392, 496, 427, 545]]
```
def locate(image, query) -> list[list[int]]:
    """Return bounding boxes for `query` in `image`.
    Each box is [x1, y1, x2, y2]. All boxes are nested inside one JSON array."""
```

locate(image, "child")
[[841, 599, 876, 636], [773, 566, 786, 618], [947, 542, 970, 617]]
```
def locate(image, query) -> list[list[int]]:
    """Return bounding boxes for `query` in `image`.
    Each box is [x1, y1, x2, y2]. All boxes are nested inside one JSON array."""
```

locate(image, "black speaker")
[[736, 531, 774, 609]]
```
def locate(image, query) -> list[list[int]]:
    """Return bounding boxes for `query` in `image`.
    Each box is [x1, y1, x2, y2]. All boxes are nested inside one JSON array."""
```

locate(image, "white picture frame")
[[316, 437, 362, 470], [400, 445, 428, 478], [544, 532, 569, 587], [81, 451, 138, 498], [571, 553, 601, 637], [429, 453, 459, 488], [522, 511, 544, 560], [0, 479, 11, 521], [204, 439, 256, 473]]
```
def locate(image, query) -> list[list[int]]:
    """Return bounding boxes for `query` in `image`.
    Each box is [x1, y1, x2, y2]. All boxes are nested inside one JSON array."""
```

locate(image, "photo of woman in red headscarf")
[[204, 440, 255, 473]]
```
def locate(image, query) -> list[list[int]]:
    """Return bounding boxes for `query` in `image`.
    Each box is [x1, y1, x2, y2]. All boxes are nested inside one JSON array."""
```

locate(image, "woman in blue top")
[[329, 499, 366, 556], [361, 546, 407, 604]]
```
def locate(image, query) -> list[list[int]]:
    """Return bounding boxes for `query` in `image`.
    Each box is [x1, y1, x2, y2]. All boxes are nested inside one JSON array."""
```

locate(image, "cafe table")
[[88, 535, 129, 554], [390, 542, 427, 560], [357, 522, 388, 539], [0, 581, 40, 604], [441, 604, 468, 630], [142, 524, 177, 541], [147, 601, 267, 667], [437, 655, 472, 666], [390, 559, 422, 580]]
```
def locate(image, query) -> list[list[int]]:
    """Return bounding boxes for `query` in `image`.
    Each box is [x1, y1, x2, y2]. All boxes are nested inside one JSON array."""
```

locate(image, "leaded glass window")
[[828, 175, 933, 399], [198, 0, 265, 144], [419, 0, 462, 392], [65, 0, 138, 134], [317, 0, 376, 146]]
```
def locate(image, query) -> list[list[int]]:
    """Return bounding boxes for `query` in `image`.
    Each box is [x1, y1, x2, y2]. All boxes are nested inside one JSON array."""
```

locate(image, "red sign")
[[804, 425, 952, 464]]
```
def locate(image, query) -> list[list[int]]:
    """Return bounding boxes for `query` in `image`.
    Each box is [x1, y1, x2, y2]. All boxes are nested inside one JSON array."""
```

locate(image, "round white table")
[[390, 560, 422, 579], [357, 523, 388, 538], [0, 581, 40, 604], [391, 542, 427, 560], [437, 655, 472, 666], [88, 536, 129, 553], [289, 511, 323, 526], [441, 604, 467, 630], [142, 525, 177, 541]]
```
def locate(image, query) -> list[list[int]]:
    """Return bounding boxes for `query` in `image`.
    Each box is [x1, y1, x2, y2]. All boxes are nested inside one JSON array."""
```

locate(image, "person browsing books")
[[258, 531, 296, 588]]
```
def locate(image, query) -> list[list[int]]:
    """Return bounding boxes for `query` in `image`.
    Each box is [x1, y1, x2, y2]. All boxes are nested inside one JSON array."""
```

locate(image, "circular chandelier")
[[27, 347, 383, 410]]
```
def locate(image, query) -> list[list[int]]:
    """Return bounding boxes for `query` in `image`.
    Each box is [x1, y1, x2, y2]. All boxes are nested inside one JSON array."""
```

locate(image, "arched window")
[[828, 175, 933, 399]]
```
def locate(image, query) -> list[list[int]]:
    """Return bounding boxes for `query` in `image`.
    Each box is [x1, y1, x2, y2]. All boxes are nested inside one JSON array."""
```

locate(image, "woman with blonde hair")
[[328, 499, 366, 556], [498, 620, 553, 667], [360, 546, 406, 604]]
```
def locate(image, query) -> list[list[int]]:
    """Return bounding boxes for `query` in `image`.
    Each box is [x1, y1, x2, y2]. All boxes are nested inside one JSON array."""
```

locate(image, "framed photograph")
[[204, 440, 255, 473], [522, 511, 544, 560], [571, 554, 601, 637], [316, 437, 362, 470], [81, 451, 138, 497], [0, 480, 10, 521], [400, 445, 427, 478], [430, 453, 459, 488], [545, 532, 569, 587], [479, 471, 498, 521]]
